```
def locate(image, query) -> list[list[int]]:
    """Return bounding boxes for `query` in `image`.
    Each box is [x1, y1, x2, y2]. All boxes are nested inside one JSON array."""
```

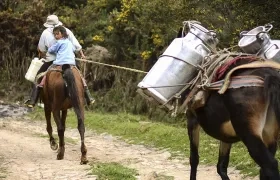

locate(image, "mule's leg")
[[229, 107, 279, 179], [186, 111, 200, 180], [225, 86, 280, 179], [260, 106, 280, 180], [217, 142, 232, 180], [53, 110, 65, 160], [258, 141, 278, 180], [242, 134, 280, 180], [44, 106, 58, 150]]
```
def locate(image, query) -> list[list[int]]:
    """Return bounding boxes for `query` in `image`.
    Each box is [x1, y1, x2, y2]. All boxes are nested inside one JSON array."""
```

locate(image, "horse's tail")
[[264, 71, 280, 123], [62, 64, 82, 119]]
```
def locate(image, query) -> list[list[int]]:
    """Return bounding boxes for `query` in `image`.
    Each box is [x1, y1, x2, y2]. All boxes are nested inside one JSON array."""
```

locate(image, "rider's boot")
[[84, 86, 95, 105], [25, 85, 41, 108]]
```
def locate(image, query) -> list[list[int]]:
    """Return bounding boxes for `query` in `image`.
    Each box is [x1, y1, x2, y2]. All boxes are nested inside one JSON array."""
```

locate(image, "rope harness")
[[75, 58, 148, 74]]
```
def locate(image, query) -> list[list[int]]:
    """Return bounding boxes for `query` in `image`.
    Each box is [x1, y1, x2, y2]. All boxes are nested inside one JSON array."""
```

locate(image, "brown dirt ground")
[[0, 103, 258, 180]]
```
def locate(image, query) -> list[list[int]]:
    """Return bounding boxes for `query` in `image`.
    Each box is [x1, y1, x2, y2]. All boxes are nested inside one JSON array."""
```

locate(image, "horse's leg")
[[217, 141, 232, 180], [77, 115, 88, 164], [57, 110, 67, 159], [186, 110, 200, 180], [53, 110, 65, 160], [44, 106, 58, 150]]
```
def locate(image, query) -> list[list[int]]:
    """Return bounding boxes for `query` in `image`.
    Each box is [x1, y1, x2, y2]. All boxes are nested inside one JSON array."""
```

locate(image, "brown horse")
[[41, 64, 88, 164], [186, 58, 280, 180]]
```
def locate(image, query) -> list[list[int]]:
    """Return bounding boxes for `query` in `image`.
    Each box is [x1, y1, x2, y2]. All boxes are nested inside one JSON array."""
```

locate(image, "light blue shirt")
[[48, 38, 76, 65], [38, 27, 82, 62]]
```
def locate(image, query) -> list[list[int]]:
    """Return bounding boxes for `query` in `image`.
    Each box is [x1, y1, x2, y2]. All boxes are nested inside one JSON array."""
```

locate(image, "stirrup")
[[24, 99, 30, 104], [89, 99, 95, 105], [24, 99, 35, 108], [86, 98, 95, 106]]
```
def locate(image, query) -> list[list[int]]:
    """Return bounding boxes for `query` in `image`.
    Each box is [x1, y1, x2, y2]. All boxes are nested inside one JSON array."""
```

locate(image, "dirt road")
[[0, 103, 257, 180]]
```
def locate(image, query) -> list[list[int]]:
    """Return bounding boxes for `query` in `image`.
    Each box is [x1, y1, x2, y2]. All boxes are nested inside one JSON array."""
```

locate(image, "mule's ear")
[[62, 64, 71, 71], [177, 27, 185, 38]]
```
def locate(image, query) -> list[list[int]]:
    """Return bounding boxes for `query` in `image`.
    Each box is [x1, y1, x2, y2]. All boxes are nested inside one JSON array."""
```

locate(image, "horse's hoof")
[[50, 143, 58, 151], [80, 158, 88, 165], [57, 155, 64, 160]]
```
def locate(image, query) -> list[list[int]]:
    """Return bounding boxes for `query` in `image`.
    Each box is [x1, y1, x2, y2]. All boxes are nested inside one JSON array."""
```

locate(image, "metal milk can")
[[137, 21, 219, 111], [238, 24, 280, 63]]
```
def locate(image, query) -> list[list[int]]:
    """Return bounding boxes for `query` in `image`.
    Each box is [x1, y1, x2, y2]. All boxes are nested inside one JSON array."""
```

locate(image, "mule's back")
[[195, 61, 280, 144]]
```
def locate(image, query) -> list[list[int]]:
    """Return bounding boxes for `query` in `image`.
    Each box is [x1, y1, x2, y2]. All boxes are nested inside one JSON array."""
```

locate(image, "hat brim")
[[43, 21, 62, 28]]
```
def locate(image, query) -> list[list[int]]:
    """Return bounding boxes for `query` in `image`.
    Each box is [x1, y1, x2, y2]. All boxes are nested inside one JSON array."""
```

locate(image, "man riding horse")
[[25, 14, 95, 108]]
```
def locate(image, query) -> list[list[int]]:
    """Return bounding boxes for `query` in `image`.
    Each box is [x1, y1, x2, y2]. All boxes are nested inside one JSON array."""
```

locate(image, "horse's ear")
[[62, 64, 71, 71], [177, 27, 185, 38]]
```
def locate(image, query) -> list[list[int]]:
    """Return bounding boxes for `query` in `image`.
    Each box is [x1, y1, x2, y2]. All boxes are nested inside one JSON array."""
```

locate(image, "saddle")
[[178, 53, 280, 113], [35, 65, 86, 87]]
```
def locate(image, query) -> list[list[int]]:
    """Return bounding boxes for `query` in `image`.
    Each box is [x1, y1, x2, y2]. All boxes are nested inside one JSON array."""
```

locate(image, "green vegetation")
[[34, 133, 78, 145], [0, 157, 7, 179], [88, 161, 174, 180], [89, 162, 138, 180], [29, 109, 280, 177]]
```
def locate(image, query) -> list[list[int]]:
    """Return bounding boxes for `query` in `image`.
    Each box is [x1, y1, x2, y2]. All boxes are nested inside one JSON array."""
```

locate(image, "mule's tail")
[[264, 73, 280, 122], [62, 64, 82, 119]]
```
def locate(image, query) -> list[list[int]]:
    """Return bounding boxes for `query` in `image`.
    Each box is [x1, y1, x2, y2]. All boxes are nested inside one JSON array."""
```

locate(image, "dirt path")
[[0, 103, 258, 180]]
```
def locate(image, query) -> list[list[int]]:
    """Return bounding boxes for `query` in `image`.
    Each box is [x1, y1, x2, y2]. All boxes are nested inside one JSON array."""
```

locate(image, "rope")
[[75, 58, 148, 74], [140, 82, 193, 89]]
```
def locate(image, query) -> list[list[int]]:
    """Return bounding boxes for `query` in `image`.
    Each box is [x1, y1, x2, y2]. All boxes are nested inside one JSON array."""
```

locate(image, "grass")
[[35, 133, 78, 145], [28, 108, 277, 178], [89, 162, 138, 180], [88, 161, 174, 180], [0, 157, 7, 179]]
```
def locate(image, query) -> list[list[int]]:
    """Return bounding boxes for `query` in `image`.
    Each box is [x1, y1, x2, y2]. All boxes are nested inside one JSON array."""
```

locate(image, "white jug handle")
[[39, 58, 46, 62]]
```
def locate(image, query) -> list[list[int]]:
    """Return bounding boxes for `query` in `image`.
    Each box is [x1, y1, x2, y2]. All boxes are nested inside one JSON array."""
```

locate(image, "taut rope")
[[75, 58, 148, 74]]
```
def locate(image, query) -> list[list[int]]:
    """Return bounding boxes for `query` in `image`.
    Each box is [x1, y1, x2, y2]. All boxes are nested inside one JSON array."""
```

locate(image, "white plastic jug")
[[25, 57, 44, 83]]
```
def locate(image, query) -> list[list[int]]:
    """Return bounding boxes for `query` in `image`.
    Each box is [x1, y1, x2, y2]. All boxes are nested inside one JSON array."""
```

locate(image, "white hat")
[[43, 15, 62, 28]]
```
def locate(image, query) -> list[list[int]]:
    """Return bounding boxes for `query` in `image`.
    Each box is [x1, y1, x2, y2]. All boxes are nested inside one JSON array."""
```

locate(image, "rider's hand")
[[81, 54, 86, 59]]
